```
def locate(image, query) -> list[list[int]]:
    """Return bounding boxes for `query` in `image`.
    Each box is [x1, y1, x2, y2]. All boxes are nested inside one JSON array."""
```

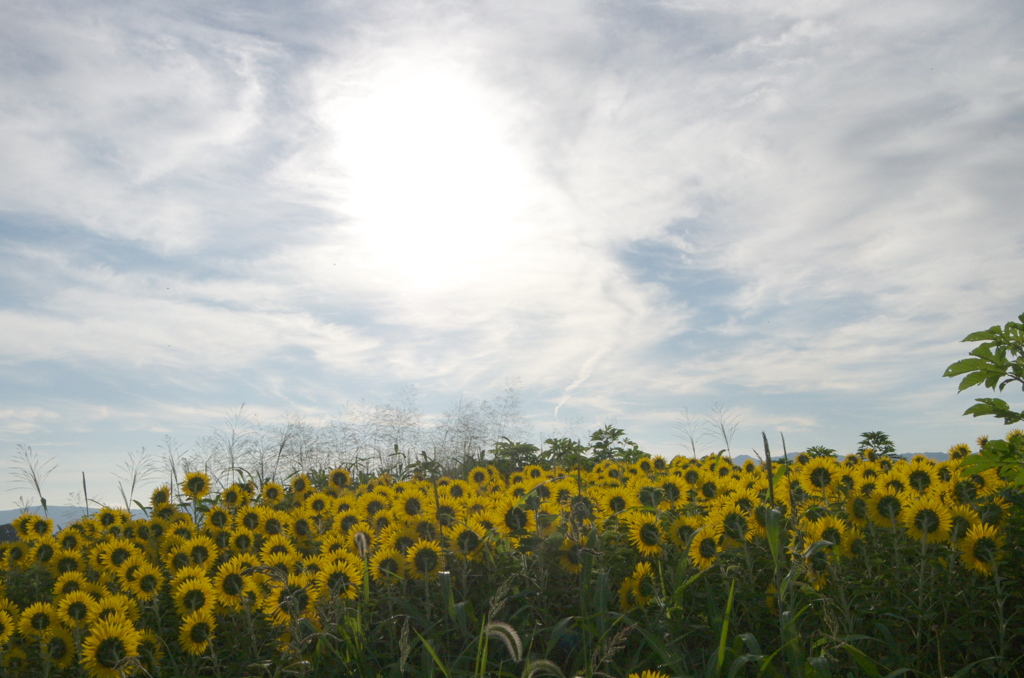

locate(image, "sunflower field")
[[1, 437, 1022, 678]]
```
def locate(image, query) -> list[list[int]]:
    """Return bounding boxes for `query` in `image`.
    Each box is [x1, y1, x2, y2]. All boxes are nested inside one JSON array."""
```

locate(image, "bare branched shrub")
[[8, 445, 58, 514]]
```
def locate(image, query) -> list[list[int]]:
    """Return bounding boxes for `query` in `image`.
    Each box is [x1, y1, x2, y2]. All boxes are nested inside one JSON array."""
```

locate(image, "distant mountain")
[[0, 505, 145, 530]]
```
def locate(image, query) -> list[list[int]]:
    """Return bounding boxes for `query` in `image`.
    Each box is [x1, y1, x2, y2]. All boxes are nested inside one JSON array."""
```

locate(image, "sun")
[[316, 59, 540, 291]]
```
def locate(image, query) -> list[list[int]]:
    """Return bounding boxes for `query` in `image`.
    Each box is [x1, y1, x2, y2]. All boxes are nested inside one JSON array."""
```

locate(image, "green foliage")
[[803, 445, 837, 458], [588, 425, 644, 465], [857, 432, 898, 459], [944, 311, 1024, 485], [540, 438, 590, 469], [490, 438, 542, 475], [943, 311, 1024, 425]]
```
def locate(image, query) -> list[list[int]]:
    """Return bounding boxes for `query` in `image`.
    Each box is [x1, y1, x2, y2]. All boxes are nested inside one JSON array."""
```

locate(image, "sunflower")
[[207, 507, 232, 531], [407, 539, 443, 580], [627, 670, 672, 678], [0, 609, 12, 645], [357, 491, 391, 518], [182, 471, 211, 501], [173, 576, 215, 616], [804, 515, 848, 553], [468, 466, 491, 486], [595, 487, 632, 520], [688, 523, 724, 570], [45, 625, 77, 669], [97, 506, 128, 530], [841, 527, 866, 559], [170, 564, 209, 590], [629, 479, 663, 509], [618, 575, 639, 611], [396, 491, 428, 520], [446, 520, 486, 560], [316, 557, 361, 599], [977, 496, 1011, 527], [949, 504, 981, 542], [667, 515, 704, 549], [709, 505, 750, 546], [866, 489, 906, 528], [27, 535, 55, 569], [11, 513, 35, 539], [164, 543, 192, 575], [89, 594, 139, 624], [379, 523, 417, 555], [557, 539, 584, 575], [57, 528, 82, 551], [878, 470, 909, 496], [19, 601, 57, 638], [57, 589, 94, 627], [698, 477, 719, 501], [3, 542, 27, 569], [286, 510, 318, 542], [81, 615, 142, 678], [137, 631, 166, 673], [624, 511, 664, 558], [229, 527, 257, 553], [950, 474, 979, 504], [25, 514, 54, 540], [99, 537, 140, 570], [259, 508, 287, 537], [431, 497, 464, 529], [117, 557, 149, 594], [212, 558, 252, 609], [444, 479, 471, 500], [959, 523, 1004, 575], [902, 495, 952, 543], [800, 457, 839, 496], [902, 460, 939, 495], [262, 573, 318, 626], [548, 478, 577, 505], [347, 523, 375, 558], [150, 485, 172, 507], [370, 547, 406, 583], [260, 482, 285, 504], [490, 498, 536, 536], [844, 494, 870, 529], [290, 473, 313, 498], [129, 561, 164, 602], [179, 608, 217, 655], [630, 560, 657, 606], [333, 509, 361, 534], [972, 468, 1004, 498], [54, 570, 87, 596], [48, 546, 82, 578], [183, 534, 219, 569], [305, 492, 334, 516], [328, 467, 351, 490], [220, 483, 250, 509]]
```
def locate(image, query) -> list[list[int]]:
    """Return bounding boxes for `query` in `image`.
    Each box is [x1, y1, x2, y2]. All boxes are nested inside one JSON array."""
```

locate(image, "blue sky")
[[2, 0, 1023, 509]]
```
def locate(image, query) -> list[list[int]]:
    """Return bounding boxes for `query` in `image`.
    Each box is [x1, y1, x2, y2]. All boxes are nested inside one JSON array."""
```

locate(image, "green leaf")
[[964, 402, 998, 418], [958, 454, 1006, 476], [963, 329, 998, 342], [413, 630, 452, 678], [841, 645, 881, 678], [956, 371, 990, 392], [943, 357, 989, 378]]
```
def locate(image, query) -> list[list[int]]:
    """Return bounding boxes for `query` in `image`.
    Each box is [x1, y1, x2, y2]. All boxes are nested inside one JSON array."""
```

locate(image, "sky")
[[2, 0, 1023, 509]]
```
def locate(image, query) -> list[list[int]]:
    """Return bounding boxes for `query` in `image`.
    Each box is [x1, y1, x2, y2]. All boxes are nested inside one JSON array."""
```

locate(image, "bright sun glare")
[[321, 63, 538, 290]]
